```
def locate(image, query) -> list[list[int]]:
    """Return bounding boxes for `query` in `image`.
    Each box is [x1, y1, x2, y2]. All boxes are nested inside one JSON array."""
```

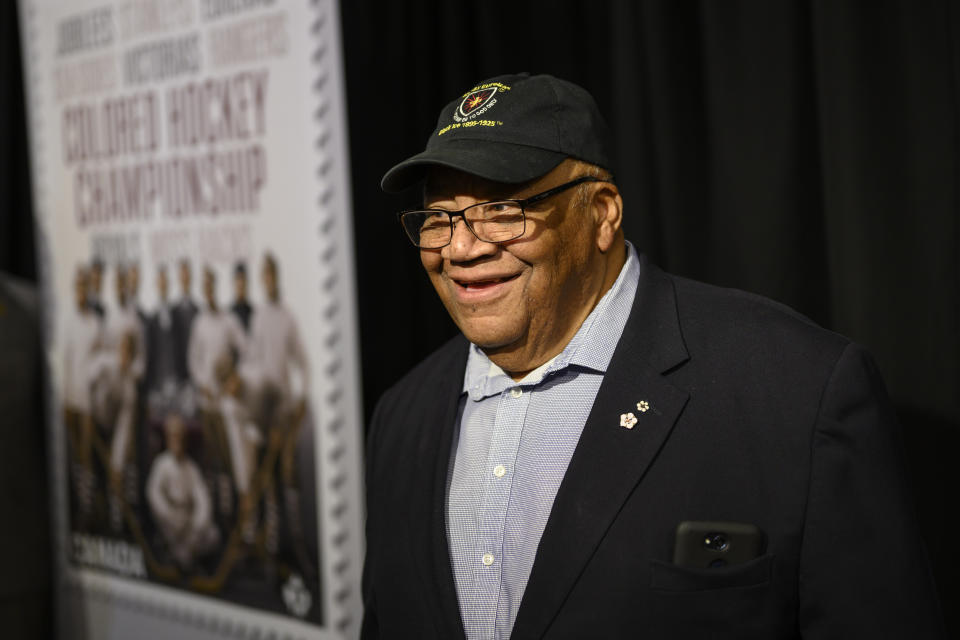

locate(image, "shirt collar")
[[462, 242, 641, 401]]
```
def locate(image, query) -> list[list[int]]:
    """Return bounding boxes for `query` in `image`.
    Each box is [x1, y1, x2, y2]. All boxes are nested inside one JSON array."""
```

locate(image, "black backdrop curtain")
[[340, 0, 959, 632], [2, 0, 958, 634]]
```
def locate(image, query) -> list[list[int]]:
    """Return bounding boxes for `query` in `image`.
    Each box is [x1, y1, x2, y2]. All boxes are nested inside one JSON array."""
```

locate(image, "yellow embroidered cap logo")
[[455, 88, 497, 121], [452, 81, 511, 123]]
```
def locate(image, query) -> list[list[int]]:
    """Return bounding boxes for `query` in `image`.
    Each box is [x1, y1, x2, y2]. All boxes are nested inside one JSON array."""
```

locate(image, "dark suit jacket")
[[145, 308, 181, 391], [172, 298, 197, 382], [362, 255, 944, 639]]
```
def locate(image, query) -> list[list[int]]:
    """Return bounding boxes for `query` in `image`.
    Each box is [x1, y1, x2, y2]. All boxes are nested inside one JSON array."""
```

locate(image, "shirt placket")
[[473, 383, 530, 640]]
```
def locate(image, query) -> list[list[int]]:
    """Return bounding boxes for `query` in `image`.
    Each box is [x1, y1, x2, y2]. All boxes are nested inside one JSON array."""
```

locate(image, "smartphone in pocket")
[[673, 521, 764, 569]]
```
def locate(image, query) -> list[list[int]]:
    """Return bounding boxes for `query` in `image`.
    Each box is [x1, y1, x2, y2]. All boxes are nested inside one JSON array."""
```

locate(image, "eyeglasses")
[[397, 175, 614, 248]]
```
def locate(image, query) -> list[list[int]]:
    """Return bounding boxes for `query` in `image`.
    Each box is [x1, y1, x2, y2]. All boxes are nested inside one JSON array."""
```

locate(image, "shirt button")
[[482, 553, 495, 566], [493, 464, 506, 478], [510, 387, 522, 398]]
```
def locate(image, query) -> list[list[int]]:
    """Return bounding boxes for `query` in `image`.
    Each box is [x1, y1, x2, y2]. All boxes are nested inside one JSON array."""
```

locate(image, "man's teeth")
[[463, 278, 506, 288]]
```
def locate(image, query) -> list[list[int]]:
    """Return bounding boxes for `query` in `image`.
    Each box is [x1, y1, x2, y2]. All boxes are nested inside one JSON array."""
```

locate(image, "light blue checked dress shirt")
[[446, 243, 641, 640]]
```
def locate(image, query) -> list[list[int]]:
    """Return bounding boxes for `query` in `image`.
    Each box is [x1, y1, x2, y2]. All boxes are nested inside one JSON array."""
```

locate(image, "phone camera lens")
[[702, 533, 729, 552]]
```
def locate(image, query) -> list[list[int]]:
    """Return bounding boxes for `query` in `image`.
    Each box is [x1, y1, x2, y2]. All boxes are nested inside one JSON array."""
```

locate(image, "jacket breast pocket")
[[646, 555, 778, 638], [650, 553, 773, 592]]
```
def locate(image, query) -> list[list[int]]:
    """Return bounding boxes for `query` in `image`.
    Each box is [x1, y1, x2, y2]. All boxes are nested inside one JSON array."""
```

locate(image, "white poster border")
[[18, 1, 365, 637]]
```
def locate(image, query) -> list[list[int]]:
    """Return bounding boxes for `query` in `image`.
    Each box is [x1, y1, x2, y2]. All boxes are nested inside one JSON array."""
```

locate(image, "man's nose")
[[443, 218, 497, 261]]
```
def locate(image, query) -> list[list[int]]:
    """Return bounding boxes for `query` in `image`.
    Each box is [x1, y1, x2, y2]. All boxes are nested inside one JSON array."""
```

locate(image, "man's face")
[[165, 416, 186, 459], [119, 331, 136, 370], [203, 271, 216, 308], [421, 161, 614, 376], [262, 261, 278, 301], [128, 264, 140, 299], [115, 267, 128, 307], [179, 262, 191, 295], [157, 268, 169, 302], [234, 271, 248, 301], [74, 270, 88, 310]]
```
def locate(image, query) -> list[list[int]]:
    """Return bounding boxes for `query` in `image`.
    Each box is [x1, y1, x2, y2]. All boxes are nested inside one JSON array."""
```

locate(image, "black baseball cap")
[[380, 73, 613, 193]]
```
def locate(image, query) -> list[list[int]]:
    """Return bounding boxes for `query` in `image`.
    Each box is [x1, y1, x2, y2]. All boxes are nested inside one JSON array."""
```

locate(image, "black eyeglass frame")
[[397, 175, 615, 248]]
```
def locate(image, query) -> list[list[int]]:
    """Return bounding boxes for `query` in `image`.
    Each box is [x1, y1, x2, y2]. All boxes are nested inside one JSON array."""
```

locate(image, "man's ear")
[[592, 184, 624, 252]]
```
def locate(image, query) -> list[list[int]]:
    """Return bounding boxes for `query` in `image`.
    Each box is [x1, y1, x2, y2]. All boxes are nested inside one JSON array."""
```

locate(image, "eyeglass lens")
[[402, 201, 525, 248]]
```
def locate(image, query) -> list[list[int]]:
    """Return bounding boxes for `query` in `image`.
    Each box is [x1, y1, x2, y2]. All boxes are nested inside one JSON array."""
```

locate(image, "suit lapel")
[[405, 337, 469, 639], [511, 258, 691, 639]]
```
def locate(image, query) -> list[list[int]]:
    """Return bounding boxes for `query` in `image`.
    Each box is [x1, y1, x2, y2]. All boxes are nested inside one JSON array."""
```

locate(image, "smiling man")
[[418, 162, 623, 380], [363, 73, 943, 639]]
